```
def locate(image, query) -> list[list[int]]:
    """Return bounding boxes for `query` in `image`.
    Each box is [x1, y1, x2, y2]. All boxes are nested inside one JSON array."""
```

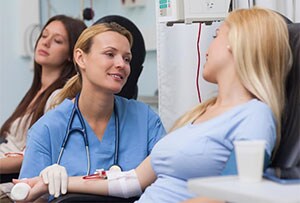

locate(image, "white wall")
[[0, 1, 34, 126], [157, 0, 300, 130], [157, 22, 220, 130]]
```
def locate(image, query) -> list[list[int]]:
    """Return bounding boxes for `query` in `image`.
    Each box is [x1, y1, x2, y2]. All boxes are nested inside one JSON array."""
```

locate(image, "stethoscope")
[[56, 93, 121, 175]]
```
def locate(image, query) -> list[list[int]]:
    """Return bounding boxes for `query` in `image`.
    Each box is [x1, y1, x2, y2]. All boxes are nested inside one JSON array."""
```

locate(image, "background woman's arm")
[[0, 156, 23, 174]]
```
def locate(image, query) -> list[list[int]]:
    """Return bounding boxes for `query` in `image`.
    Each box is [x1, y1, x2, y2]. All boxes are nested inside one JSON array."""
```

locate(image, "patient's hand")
[[12, 177, 48, 202]]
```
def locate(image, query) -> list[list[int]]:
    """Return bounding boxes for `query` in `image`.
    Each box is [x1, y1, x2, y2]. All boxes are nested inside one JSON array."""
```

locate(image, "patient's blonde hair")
[[50, 22, 133, 108], [170, 7, 292, 154]]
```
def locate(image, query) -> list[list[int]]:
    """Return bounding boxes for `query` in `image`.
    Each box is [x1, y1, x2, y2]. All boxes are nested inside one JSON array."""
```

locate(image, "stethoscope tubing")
[[56, 94, 120, 175], [57, 94, 91, 175], [113, 104, 119, 166]]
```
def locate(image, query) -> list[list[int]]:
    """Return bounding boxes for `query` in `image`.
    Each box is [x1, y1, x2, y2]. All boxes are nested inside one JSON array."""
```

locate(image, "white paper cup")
[[234, 140, 266, 183]]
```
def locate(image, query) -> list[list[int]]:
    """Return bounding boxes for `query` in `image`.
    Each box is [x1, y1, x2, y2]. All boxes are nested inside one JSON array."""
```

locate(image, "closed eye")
[[54, 39, 63, 44]]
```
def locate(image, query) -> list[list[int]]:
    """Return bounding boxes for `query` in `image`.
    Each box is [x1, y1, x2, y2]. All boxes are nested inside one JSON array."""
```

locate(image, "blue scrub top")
[[137, 99, 276, 203], [20, 96, 166, 178]]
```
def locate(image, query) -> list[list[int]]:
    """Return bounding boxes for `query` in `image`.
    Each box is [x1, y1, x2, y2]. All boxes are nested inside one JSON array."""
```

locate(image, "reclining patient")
[[0, 14, 86, 202], [14, 7, 292, 203], [0, 15, 86, 172]]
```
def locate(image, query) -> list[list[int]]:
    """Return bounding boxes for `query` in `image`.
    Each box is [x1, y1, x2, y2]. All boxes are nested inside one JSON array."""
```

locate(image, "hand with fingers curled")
[[10, 182, 31, 201], [39, 164, 68, 198], [12, 177, 47, 202]]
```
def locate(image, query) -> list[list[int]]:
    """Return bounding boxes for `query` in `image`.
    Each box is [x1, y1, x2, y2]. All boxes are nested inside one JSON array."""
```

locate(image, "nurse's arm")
[[11, 156, 156, 201], [68, 156, 156, 194]]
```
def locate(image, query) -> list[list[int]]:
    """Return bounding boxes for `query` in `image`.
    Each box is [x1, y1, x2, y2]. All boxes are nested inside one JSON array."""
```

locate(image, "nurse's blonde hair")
[[50, 22, 133, 108], [170, 7, 292, 154]]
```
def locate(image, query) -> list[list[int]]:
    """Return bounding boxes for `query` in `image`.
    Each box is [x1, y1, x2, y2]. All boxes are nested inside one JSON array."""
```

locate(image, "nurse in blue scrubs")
[[19, 22, 165, 181]]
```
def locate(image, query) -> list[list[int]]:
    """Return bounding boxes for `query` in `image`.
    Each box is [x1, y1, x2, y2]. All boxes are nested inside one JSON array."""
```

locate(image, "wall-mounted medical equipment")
[[121, 0, 146, 8], [158, 0, 231, 25]]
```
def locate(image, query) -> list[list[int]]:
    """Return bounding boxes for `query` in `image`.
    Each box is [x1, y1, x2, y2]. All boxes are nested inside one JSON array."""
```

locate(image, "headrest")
[[94, 15, 146, 99], [272, 23, 300, 169]]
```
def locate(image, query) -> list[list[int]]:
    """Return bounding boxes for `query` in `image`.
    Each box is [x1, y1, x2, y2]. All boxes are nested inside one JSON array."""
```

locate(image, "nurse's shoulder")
[[114, 95, 158, 119], [28, 99, 74, 138], [114, 95, 166, 141]]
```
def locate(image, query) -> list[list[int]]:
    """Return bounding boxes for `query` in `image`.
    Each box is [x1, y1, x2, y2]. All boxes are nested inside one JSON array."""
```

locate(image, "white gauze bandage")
[[106, 169, 142, 198]]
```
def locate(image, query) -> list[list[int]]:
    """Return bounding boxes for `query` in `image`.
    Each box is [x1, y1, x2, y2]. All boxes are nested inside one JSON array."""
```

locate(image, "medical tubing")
[[76, 94, 90, 175], [74, 94, 91, 175], [75, 94, 89, 147], [75, 93, 90, 175], [56, 147, 65, 165], [113, 101, 119, 166], [57, 93, 91, 175], [86, 145, 91, 176], [57, 102, 76, 165], [196, 23, 202, 103]]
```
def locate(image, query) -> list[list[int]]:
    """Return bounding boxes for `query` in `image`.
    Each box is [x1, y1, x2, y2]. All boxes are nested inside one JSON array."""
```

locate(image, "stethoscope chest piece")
[[109, 165, 122, 172]]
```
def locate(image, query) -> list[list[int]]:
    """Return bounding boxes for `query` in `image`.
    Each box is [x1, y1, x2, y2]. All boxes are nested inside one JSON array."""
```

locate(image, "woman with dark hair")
[[0, 15, 86, 175]]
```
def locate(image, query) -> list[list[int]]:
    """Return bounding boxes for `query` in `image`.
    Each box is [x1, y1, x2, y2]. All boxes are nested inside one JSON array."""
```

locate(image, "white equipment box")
[[158, 0, 231, 25]]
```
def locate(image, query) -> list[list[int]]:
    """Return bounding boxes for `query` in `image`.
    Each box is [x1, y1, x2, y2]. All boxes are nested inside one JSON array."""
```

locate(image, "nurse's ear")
[[74, 48, 87, 71]]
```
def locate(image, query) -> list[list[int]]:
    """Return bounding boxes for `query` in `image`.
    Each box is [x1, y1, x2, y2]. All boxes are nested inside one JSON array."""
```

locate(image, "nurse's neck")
[[78, 91, 114, 140], [78, 92, 114, 122]]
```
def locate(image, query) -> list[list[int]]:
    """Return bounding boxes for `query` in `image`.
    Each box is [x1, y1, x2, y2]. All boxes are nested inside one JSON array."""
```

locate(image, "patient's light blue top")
[[20, 96, 166, 178], [137, 99, 276, 203]]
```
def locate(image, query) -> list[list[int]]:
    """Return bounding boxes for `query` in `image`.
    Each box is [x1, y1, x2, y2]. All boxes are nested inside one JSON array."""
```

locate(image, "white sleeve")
[[44, 89, 61, 113]]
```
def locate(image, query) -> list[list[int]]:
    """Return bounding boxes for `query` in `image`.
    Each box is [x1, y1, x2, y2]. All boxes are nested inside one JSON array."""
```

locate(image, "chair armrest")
[[0, 173, 19, 183], [50, 193, 139, 203]]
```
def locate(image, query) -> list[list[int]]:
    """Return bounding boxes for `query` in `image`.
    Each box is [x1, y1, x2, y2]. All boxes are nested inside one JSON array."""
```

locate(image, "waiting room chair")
[[268, 22, 300, 178], [222, 21, 300, 178]]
